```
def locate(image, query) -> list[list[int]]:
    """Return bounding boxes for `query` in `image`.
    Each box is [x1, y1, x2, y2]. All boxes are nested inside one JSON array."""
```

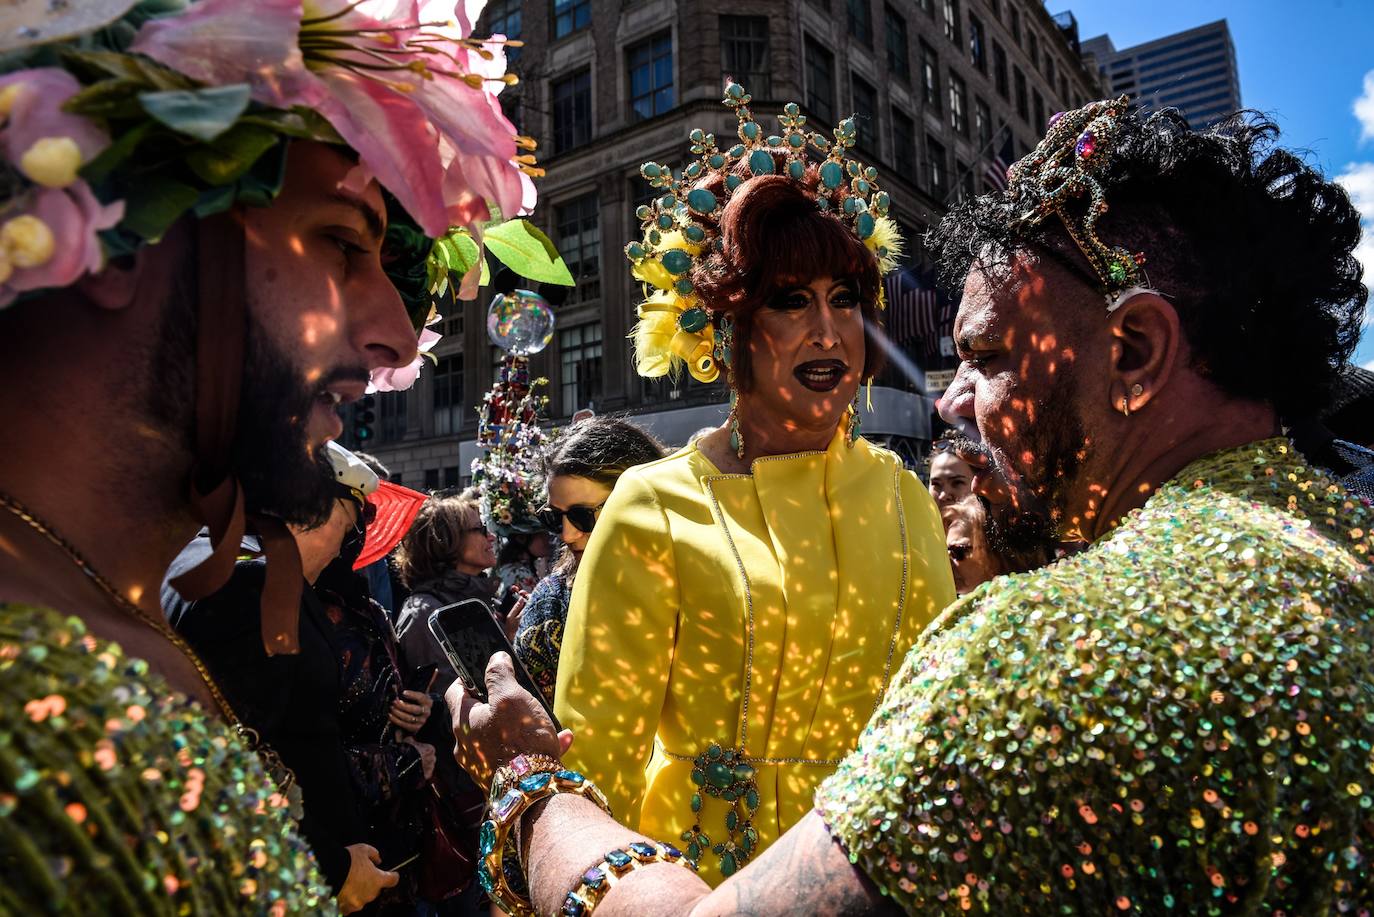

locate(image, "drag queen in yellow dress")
[[554, 83, 955, 885]]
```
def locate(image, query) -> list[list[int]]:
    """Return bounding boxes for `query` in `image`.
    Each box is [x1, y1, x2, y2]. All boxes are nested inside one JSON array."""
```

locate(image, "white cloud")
[[1365, 358, 1374, 371], [1358, 70, 1374, 145], [1337, 162, 1374, 314]]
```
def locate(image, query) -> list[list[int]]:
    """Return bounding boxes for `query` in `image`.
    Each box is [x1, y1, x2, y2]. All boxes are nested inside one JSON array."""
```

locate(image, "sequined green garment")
[[816, 439, 1374, 913], [0, 602, 334, 915]]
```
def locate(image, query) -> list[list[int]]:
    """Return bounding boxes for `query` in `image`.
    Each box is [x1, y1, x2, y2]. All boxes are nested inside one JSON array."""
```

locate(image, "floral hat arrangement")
[[0, 0, 574, 391], [471, 356, 550, 535]]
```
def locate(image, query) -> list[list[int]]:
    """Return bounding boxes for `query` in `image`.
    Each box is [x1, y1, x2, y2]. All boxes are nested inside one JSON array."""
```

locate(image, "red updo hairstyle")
[[688, 150, 887, 391]]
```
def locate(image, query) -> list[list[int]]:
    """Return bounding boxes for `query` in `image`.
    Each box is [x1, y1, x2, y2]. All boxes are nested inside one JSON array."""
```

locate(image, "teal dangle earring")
[[715, 313, 745, 459], [845, 385, 863, 447]]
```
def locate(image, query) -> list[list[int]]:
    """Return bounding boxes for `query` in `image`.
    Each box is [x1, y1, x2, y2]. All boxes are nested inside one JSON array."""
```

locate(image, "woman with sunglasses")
[[514, 416, 666, 703]]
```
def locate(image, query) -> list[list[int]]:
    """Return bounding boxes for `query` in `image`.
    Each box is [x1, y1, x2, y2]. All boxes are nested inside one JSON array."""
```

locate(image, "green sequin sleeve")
[[0, 603, 335, 915], [816, 441, 1374, 914]]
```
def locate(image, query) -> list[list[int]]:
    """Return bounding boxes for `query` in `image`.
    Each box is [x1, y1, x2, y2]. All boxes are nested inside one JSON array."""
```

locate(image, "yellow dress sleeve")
[[554, 468, 680, 826], [900, 468, 957, 627]]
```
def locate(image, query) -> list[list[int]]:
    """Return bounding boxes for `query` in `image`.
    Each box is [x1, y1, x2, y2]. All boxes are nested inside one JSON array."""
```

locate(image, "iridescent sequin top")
[[816, 439, 1374, 913], [0, 602, 334, 914]]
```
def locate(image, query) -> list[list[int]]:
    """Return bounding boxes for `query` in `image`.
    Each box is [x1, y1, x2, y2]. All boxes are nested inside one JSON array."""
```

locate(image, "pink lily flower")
[[368, 325, 442, 392]]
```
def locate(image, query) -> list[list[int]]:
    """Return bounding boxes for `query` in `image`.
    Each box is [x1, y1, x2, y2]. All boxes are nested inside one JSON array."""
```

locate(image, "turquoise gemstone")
[[706, 762, 733, 788], [685, 162, 702, 179], [690, 768, 705, 786], [865, 166, 878, 180], [788, 160, 805, 179], [641, 162, 661, 179], [764, 135, 781, 147], [635, 205, 651, 221], [727, 144, 745, 158], [784, 102, 800, 116], [479, 821, 496, 856], [647, 229, 661, 245], [748, 149, 774, 175], [518, 772, 551, 793], [740, 121, 761, 140], [657, 213, 674, 230], [820, 160, 843, 189], [477, 864, 495, 893], [684, 225, 706, 243], [733, 763, 755, 782], [686, 841, 700, 860], [690, 128, 705, 142], [847, 160, 861, 176], [856, 212, 876, 239], [814, 137, 831, 152], [554, 769, 584, 784], [725, 174, 743, 191], [725, 809, 738, 831], [708, 154, 726, 169], [875, 191, 890, 211], [726, 82, 745, 99], [661, 249, 692, 275], [674, 278, 694, 295], [745, 787, 760, 810], [605, 850, 632, 869], [787, 132, 805, 148], [659, 194, 676, 209], [625, 242, 645, 260], [707, 744, 723, 760], [686, 188, 717, 214], [678, 307, 709, 332], [856, 179, 870, 195], [691, 792, 702, 812], [816, 197, 829, 210], [843, 196, 860, 214], [721, 852, 738, 876], [742, 826, 758, 851]]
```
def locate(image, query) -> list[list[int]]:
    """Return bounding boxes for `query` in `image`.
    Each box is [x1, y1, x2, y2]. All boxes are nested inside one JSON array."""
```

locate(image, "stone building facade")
[[346, 0, 1101, 488]]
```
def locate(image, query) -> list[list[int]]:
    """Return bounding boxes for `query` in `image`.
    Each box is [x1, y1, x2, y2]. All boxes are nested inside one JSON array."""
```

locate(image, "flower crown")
[[1006, 96, 1147, 299], [0, 0, 572, 391], [626, 81, 903, 384]]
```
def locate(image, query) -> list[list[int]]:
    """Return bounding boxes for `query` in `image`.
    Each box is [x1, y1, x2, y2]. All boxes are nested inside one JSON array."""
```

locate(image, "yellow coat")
[[555, 426, 955, 885]]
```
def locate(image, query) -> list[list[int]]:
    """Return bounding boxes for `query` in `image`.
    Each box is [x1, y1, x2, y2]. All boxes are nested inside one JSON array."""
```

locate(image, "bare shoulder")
[[695, 811, 903, 917]]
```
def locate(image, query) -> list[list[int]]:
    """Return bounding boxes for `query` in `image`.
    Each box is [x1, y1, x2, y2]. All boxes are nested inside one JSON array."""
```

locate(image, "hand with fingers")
[[337, 843, 399, 914], [388, 689, 433, 735], [444, 651, 573, 790], [498, 588, 528, 643]]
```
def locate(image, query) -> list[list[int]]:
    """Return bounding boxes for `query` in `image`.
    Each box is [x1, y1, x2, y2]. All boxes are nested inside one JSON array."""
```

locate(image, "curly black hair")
[[928, 107, 1368, 419]]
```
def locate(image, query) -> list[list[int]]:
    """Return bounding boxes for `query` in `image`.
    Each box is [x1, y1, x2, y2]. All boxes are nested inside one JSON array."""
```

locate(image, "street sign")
[[925, 369, 957, 393]]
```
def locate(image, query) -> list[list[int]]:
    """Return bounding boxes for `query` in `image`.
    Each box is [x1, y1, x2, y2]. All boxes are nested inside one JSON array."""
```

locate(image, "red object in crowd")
[[354, 480, 427, 570]]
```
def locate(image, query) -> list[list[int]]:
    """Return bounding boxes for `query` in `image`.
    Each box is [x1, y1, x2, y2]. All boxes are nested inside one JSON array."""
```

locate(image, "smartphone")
[[427, 598, 562, 731], [497, 586, 522, 620], [404, 662, 439, 694]]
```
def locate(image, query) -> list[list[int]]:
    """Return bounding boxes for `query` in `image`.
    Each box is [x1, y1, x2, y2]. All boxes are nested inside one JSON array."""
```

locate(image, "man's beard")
[[231, 318, 339, 529]]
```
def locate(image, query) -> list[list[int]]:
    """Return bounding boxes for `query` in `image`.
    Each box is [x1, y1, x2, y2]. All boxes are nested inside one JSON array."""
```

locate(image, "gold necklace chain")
[[0, 489, 296, 791]]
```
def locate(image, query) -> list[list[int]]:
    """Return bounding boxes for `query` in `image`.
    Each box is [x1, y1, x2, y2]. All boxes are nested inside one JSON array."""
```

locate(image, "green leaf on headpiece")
[[432, 231, 481, 277], [60, 48, 194, 92], [139, 84, 252, 142], [184, 123, 279, 185], [482, 219, 574, 286], [79, 119, 153, 185], [120, 174, 200, 242], [240, 107, 345, 145], [63, 78, 149, 120]]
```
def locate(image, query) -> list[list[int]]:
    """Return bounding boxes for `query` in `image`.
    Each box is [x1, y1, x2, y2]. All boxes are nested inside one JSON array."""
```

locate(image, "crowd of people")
[[1, 2, 1372, 916]]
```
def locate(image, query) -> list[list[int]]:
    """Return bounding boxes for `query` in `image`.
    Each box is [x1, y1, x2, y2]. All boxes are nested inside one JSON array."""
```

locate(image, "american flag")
[[983, 134, 1013, 192], [883, 268, 940, 352]]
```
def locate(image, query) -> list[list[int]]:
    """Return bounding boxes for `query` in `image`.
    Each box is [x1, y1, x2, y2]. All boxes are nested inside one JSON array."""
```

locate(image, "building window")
[[560, 322, 603, 413], [975, 95, 992, 148], [1032, 89, 1044, 131], [1027, 31, 1039, 72], [555, 193, 600, 304], [553, 0, 589, 40], [948, 73, 967, 137], [432, 355, 463, 437], [484, 0, 521, 61], [1009, 8, 1021, 45], [847, 0, 872, 46], [989, 0, 1001, 18], [892, 107, 916, 177], [379, 391, 407, 443], [423, 468, 440, 491], [443, 466, 461, 488], [957, 159, 974, 201], [1013, 66, 1028, 122], [499, 92, 521, 134], [920, 40, 940, 111], [805, 37, 835, 123], [1059, 74, 1070, 109], [968, 14, 985, 72], [628, 32, 674, 121], [551, 68, 592, 153], [993, 41, 1008, 99], [852, 75, 879, 153], [721, 16, 770, 98], [884, 5, 909, 82], [918, 0, 932, 13], [941, 0, 960, 44], [926, 134, 947, 196], [1045, 52, 1056, 85]]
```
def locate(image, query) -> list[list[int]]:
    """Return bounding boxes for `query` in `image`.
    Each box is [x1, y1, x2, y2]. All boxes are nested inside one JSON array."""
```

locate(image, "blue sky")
[[1050, 0, 1374, 369]]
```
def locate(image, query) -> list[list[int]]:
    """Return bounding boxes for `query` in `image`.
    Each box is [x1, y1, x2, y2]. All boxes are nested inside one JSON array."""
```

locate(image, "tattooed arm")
[[519, 796, 900, 917]]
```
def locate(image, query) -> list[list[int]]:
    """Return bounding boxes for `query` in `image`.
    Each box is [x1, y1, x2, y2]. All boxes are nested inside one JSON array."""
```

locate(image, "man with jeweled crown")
[[447, 93, 1374, 915], [0, 0, 553, 912]]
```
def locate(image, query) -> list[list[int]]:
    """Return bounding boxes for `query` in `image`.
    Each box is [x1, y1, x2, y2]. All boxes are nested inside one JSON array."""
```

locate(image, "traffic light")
[[353, 395, 376, 443]]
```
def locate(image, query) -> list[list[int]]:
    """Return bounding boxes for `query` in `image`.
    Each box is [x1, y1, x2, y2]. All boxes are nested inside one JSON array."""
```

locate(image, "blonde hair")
[[394, 493, 483, 588]]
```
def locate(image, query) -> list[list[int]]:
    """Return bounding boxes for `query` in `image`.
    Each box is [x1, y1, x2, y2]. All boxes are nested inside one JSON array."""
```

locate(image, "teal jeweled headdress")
[[625, 81, 904, 384]]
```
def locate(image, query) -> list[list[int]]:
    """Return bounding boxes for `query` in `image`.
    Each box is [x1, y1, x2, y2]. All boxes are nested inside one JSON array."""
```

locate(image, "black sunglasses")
[[538, 502, 605, 535]]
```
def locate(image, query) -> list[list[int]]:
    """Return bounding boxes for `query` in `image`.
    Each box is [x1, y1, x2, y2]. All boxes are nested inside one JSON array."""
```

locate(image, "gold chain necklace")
[[0, 489, 297, 793]]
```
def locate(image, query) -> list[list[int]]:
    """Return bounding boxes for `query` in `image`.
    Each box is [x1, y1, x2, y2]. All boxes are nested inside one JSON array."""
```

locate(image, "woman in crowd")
[[553, 84, 955, 883], [927, 429, 976, 507], [393, 491, 499, 687], [492, 530, 552, 599], [513, 416, 666, 703]]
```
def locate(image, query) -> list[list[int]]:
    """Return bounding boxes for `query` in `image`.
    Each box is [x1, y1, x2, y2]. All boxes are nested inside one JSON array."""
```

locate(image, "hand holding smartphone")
[[427, 598, 561, 731]]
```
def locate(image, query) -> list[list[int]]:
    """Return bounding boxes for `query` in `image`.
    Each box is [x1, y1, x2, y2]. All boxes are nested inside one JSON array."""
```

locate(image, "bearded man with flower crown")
[[0, 0, 554, 912]]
